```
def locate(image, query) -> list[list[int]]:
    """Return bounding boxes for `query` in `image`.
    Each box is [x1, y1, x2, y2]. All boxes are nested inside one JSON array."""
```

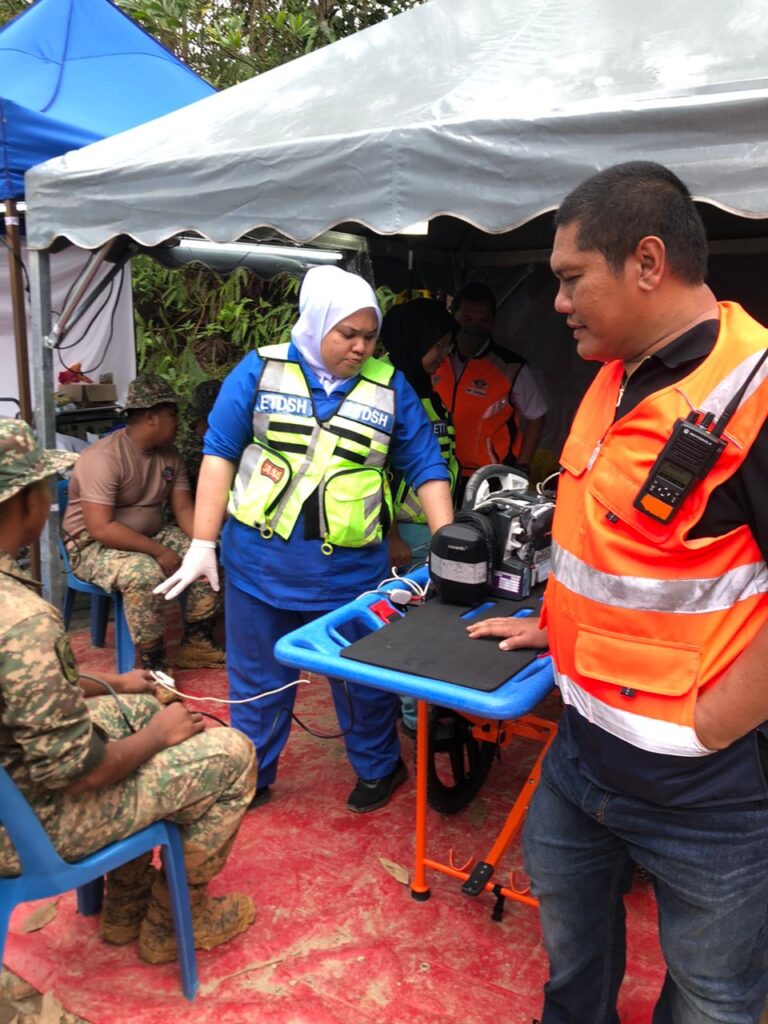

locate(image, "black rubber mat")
[[340, 589, 545, 691]]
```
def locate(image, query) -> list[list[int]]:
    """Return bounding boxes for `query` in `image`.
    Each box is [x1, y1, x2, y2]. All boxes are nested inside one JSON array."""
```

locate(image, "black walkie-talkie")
[[632, 347, 768, 525], [633, 411, 726, 524]]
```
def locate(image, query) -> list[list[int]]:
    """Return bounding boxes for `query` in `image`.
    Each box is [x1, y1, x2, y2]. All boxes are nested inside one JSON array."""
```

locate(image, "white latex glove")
[[153, 539, 219, 600]]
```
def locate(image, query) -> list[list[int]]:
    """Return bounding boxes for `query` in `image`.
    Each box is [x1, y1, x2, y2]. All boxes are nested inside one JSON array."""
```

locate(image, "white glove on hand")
[[153, 539, 219, 600]]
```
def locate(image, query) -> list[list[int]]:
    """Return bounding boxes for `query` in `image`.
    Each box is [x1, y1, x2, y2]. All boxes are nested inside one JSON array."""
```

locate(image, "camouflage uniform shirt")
[[0, 551, 106, 866]]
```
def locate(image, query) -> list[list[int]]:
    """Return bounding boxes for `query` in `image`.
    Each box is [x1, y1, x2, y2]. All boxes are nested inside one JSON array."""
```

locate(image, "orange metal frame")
[[411, 699, 558, 910]]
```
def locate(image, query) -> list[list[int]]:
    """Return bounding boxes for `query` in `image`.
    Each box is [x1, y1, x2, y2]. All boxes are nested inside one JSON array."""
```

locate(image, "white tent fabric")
[[0, 245, 135, 413], [25, 0, 768, 252]]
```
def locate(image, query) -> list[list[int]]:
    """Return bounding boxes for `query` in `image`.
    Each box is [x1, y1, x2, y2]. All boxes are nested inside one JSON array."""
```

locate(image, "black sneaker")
[[247, 786, 272, 810], [347, 759, 407, 813]]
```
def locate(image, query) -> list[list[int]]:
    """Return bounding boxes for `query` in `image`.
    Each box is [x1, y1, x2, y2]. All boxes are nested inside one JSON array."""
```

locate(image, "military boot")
[[137, 873, 255, 964], [138, 640, 181, 704], [175, 618, 226, 670], [99, 853, 157, 945]]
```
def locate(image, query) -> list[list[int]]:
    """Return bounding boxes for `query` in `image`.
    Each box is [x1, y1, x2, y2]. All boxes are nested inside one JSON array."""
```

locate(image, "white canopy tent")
[[22, 0, 768, 598], [24, 0, 768, 251]]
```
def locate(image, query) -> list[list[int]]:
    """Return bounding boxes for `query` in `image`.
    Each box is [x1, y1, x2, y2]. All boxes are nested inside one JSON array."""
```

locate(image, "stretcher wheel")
[[426, 706, 495, 814]]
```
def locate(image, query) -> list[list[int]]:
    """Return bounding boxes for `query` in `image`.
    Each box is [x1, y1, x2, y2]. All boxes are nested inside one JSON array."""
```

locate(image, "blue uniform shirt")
[[204, 342, 450, 610]]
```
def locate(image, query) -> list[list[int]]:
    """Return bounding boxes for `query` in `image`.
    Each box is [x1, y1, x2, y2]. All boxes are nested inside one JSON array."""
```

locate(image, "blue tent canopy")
[[0, 0, 214, 199]]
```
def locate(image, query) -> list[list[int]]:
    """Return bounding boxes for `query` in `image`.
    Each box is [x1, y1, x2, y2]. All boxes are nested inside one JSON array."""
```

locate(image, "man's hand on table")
[[466, 617, 548, 652]]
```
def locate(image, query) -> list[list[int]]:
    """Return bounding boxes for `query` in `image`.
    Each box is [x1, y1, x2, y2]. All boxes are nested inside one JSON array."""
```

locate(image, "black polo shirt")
[[561, 319, 768, 807]]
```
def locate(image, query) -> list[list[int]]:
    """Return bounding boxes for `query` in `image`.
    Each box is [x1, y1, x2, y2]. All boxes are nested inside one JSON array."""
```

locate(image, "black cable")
[[57, 273, 115, 350], [712, 348, 768, 437], [290, 678, 357, 739], [53, 248, 130, 354], [82, 673, 231, 730], [79, 673, 138, 735], [59, 251, 95, 316], [56, 267, 125, 377], [0, 234, 30, 294], [197, 710, 230, 728]]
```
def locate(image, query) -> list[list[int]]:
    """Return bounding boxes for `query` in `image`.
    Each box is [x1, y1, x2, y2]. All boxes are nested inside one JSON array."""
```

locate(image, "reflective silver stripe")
[[362, 490, 379, 528], [429, 553, 487, 585], [270, 422, 322, 533], [556, 670, 714, 757], [482, 398, 508, 419], [552, 542, 768, 613], [366, 428, 390, 467], [697, 349, 768, 420], [252, 358, 290, 437]]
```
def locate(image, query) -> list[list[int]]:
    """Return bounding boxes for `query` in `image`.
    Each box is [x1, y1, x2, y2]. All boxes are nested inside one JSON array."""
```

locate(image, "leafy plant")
[[132, 256, 305, 398]]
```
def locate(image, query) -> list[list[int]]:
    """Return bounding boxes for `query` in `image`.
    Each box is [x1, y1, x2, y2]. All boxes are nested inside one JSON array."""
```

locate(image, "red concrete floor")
[[2, 619, 666, 1024]]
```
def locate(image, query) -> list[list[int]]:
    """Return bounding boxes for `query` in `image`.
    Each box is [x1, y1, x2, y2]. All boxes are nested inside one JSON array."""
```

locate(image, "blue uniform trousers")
[[225, 577, 401, 788], [523, 729, 768, 1024]]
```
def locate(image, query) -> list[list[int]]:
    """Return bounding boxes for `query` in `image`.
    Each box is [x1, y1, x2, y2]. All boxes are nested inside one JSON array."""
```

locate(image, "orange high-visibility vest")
[[431, 344, 523, 475], [542, 303, 768, 757]]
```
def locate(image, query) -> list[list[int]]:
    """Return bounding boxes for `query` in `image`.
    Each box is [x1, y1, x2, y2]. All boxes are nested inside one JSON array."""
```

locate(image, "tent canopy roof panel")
[[25, 0, 768, 250], [0, 0, 214, 199]]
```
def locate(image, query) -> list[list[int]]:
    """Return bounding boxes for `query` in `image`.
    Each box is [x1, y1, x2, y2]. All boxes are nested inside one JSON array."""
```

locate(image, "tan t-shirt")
[[62, 428, 190, 538]]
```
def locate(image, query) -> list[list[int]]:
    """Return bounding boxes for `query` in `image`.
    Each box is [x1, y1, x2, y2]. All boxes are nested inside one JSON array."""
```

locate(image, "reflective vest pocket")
[[228, 442, 292, 525], [588, 449, 680, 545], [559, 432, 596, 477], [574, 625, 701, 698], [322, 467, 392, 548]]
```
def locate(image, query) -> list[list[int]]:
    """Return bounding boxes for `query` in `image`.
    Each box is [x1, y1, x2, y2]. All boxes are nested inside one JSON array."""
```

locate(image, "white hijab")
[[291, 265, 382, 394]]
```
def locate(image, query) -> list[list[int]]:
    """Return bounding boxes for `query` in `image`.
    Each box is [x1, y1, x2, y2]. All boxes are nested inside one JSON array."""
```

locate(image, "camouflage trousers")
[[70, 525, 221, 647], [0, 695, 256, 882]]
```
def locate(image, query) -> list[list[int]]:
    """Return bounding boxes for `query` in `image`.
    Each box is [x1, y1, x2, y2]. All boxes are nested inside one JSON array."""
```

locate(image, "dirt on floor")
[[0, 969, 86, 1024]]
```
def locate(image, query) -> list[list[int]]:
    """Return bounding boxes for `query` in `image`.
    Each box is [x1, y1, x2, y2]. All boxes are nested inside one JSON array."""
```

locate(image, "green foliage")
[[132, 255, 398, 400], [132, 256, 302, 398], [111, 0, 426, 89], [0, 0, 27, 26]]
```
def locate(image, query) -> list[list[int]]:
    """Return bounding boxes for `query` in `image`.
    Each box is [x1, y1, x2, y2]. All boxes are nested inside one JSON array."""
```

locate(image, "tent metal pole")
[[4, 200, 42, 582], [4, 200, 32, 425], [28, 248, 62, 608]]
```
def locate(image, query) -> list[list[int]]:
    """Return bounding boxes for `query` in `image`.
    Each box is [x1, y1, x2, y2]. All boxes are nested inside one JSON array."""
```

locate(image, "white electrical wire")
[[151, 671, 312, 704], [152, 570, 430, 705], [357, 567, 429, 602], [537, 470, 561, 496]]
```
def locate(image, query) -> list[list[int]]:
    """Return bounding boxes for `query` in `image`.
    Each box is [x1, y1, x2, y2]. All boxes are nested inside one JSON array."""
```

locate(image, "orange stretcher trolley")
[[274, 567, 557, 919]]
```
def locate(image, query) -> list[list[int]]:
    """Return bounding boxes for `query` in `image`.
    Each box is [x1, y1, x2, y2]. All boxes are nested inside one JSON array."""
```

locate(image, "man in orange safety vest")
[[469, 161, 768, 1024]]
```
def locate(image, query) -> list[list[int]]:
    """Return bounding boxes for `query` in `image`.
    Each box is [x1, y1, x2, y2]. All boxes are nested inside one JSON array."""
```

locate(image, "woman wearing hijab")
[[380, 298, 459, 569], [157, 267, 453, 812]]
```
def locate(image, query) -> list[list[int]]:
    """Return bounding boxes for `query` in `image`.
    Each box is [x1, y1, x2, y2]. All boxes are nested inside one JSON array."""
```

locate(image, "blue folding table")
[[274, 568, 557, 913]]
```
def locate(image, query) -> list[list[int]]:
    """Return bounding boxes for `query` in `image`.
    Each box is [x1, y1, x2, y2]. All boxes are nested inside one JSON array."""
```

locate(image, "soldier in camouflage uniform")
[[61, 375, 224, 674], [0, 419, 257, 962], [177, 379, 223, 496]]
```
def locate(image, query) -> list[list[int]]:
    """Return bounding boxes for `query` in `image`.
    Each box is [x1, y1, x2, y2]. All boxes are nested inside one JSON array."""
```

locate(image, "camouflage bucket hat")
[[187, 379, 222, 423], [122, 374, 180, 411], [0, 419, 77, 505]]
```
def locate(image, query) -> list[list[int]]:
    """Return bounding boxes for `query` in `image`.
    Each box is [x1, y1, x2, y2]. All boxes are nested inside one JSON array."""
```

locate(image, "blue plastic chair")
[[0, 765, 198, 999], [57, 479, 136, 673]]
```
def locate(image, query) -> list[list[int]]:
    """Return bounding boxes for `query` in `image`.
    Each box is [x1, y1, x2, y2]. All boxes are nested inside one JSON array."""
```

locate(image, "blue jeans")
[[523, 730, 768, 1024]]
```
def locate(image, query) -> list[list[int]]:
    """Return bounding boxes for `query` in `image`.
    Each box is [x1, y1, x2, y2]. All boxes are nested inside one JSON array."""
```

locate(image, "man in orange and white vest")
[[431, 281, 547, 498], [468, 162, 768, 1024]]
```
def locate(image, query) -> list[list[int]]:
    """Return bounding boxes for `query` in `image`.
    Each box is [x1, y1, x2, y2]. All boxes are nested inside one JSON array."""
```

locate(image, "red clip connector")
[[369, 598, 401, 624]]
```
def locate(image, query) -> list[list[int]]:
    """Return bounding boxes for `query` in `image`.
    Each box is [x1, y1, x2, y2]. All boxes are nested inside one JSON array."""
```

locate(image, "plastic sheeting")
[[0, 0, 214, 199], [25, 0, 768, 252]]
